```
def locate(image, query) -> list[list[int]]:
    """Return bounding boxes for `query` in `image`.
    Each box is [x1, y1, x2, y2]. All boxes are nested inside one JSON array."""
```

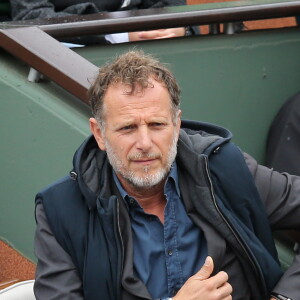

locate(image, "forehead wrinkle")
[[117, 109, 165, 127], [117, 93, 165, 112], [103, 80, 174, 123]]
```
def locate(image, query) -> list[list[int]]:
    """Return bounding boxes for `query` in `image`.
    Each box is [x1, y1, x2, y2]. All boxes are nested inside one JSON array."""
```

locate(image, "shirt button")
[[167, 250, 173, 256]]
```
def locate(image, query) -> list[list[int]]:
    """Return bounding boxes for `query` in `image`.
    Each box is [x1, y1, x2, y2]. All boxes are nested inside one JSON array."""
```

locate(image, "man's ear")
[[89, 118, 106, 150], [176, 110, 182, 134]]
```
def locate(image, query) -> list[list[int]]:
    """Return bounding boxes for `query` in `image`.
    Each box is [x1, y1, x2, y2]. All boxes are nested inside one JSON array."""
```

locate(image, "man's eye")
[[120, 125, 135, 131], [150, 123, 164, 127]]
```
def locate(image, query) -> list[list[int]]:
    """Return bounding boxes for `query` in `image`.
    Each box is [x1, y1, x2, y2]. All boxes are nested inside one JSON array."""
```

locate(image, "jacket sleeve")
[[244, 152, 300, 300], [161, 0, 186, 6], [10, 0, 185, 21], [133, 0, 186, 9], [10, 0, 99, 21], [34, 201, 83, 299]]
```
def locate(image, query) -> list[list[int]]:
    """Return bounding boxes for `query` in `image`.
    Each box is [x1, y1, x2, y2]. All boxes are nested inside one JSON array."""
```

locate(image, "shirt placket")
[[164, 185, 184, 297]]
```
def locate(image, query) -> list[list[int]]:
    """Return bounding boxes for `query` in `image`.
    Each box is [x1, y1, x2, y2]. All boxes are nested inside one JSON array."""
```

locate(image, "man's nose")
[[136, 127, 152, 151]]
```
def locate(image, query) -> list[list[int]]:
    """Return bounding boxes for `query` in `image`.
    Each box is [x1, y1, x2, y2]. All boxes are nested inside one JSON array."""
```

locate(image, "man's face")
[[90, 79, 181, 190]]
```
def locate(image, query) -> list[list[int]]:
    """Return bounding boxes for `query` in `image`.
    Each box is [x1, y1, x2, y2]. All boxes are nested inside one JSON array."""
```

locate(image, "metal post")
[[27, 67, 42, 82], [209, 24, 220, 35], [224, 22, 235, 35]]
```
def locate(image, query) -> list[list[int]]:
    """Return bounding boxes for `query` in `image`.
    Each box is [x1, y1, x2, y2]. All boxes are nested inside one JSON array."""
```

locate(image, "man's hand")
[[129, 28, 185, 41], [173, 256, 232, 300]]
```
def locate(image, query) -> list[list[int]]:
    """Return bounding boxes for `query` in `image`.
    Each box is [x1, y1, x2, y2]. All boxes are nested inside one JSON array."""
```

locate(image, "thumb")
[[195, 256, 214, 280]]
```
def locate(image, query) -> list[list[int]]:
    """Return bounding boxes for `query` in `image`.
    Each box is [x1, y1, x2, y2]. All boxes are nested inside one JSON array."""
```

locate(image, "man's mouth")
[[132, 158, 157, 164], [129, 152, 160, 162]]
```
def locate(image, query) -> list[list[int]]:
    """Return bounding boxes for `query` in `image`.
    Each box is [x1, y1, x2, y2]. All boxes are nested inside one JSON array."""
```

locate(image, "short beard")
[[105, 133, 178, 189]]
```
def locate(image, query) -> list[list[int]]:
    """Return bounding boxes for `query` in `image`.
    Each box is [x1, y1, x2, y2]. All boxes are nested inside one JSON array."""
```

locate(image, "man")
[[34, 50, 300, 300]]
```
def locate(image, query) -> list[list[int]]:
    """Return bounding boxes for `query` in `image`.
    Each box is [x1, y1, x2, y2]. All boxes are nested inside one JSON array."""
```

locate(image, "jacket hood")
[[179, 119, 232, 155], [70, 119, 233, 209]]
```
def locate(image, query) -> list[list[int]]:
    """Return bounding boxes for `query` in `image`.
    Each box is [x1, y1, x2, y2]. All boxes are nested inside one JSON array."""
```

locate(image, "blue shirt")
[[113, 162, 207, 299]]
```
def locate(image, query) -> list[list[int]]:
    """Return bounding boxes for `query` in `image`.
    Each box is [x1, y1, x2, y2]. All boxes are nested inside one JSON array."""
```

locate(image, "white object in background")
[[105, 32, 129, 44], [0, 280, 35, 300], [27, 68, 42, 82]]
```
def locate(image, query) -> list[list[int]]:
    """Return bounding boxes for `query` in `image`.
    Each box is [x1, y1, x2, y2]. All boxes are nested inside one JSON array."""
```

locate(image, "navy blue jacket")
[[36, 120, 283, 299]]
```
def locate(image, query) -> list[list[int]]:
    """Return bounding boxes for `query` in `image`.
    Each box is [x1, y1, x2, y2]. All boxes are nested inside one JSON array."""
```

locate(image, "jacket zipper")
[[202, 155, 268, 297], [115, 198, 125, 300]]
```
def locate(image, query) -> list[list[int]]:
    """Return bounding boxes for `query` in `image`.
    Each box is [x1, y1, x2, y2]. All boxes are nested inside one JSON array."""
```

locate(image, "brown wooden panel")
[[0, 26, 98, 103]]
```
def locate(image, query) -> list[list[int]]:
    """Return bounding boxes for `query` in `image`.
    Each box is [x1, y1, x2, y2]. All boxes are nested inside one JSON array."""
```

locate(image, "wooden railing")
[[1, 1, 300, 37], [0, 27, 98, 104]]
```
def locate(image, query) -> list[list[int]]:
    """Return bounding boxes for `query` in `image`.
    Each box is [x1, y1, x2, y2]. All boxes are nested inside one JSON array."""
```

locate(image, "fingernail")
[[204, 256, 211, 265]]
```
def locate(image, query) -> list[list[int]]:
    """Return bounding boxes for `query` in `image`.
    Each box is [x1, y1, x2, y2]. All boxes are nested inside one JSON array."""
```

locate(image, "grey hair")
[[88, 50, 181, 130]]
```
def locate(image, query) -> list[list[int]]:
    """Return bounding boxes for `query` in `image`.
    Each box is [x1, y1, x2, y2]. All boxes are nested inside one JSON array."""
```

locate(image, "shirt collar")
[[112, 161, 180, 202], [167, 161, 181, 197]]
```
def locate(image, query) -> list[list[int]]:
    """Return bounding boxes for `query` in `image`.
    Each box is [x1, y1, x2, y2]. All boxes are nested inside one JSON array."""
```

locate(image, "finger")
[[154, 33, 176, 39], [211, 271, 229, 289], [138, 30, 162, 39], [217, 281, 233, 298], [194, 256, 214, 280], [139, 29, 174, 39]]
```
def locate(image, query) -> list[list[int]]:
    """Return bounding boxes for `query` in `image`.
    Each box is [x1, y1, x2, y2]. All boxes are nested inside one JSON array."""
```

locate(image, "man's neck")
[[137, 190, 166, 223], [120, 178, 167, 223]]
